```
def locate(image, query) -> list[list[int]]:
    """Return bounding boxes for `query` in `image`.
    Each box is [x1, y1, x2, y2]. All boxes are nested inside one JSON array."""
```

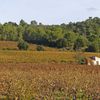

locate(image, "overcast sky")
[[0, 0, 100, 24]]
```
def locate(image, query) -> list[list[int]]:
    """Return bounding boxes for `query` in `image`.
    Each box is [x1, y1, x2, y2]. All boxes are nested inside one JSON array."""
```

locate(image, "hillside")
[[0, 41, 58, 51]]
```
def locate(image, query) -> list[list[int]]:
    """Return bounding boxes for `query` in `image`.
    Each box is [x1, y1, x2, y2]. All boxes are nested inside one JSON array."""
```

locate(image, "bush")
[[56, 38, 67, 48], [75, 53, 86, 64], [77, 56, 86, 64], [86, 45, 95, 52], [17, 40, 29, 50], [36, 45, 44, 51]]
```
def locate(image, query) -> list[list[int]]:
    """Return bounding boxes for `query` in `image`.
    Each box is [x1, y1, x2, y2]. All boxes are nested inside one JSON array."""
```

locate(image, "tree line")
[[0, 17, 100, 52]]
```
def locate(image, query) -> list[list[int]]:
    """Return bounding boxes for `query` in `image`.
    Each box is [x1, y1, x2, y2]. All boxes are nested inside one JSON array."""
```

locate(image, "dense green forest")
[[0, 17, 100, 52]]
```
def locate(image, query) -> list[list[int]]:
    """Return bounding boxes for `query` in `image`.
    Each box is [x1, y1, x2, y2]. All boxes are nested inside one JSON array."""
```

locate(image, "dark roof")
[[90, 56, 95, 60]]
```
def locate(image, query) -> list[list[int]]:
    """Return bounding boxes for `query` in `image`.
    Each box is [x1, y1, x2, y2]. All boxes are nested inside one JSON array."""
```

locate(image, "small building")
[[87, 56, 100, 65]]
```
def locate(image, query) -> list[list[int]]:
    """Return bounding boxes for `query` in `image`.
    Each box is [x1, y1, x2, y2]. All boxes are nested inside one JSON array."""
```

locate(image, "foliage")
[[0, 17, 100, 52], [92, 37, 100, 52], [86, 37, 100, 52], [75, 54, 86, 64], [56, 38, 68, 48], [74, 36, 88, 51], [36, 45, 44, 51], [17, 40, 29, 50]]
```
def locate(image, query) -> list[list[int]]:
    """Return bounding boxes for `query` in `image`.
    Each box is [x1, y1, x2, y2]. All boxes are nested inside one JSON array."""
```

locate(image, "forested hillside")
[[0, 17, 100, 52]]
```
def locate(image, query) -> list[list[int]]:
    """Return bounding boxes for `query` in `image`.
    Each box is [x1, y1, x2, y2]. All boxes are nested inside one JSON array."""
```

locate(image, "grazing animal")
[[85, 56, 100, 65]]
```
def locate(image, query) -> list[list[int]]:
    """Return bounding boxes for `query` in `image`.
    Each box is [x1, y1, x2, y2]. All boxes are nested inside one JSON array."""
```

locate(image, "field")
[[0, 41, 100, 100], [0, 63, 100, 100], [0, 50, 100, 64]]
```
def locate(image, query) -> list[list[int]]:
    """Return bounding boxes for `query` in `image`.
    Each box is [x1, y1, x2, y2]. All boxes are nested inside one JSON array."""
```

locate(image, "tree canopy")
[[0, 17, 100, 52]]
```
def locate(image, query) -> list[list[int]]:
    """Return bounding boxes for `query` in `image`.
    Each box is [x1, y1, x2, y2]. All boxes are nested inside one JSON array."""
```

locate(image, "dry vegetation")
[[0, 50, 100, 64], [0, 41, 100, 99], [0, 63, 100, 100]]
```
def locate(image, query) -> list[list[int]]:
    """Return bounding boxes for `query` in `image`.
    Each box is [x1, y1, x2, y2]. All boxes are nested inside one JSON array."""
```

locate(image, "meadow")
[[0, 41, 100, 100]]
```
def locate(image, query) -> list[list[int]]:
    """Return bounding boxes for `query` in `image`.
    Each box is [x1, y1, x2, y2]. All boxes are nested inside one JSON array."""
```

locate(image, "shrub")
[[75, 53, 86, 64], [78, 56, 86, 64], [17, 40, 29, 50], [36, 45, 44, 51]]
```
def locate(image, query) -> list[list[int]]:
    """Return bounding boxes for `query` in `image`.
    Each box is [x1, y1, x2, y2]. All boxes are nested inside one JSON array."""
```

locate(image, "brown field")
[[0, 63, 100, 100], [0, 41, 100, 99]]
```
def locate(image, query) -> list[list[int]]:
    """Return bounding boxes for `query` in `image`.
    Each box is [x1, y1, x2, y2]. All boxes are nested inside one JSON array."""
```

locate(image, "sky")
[[0, 0, 100, 24]]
